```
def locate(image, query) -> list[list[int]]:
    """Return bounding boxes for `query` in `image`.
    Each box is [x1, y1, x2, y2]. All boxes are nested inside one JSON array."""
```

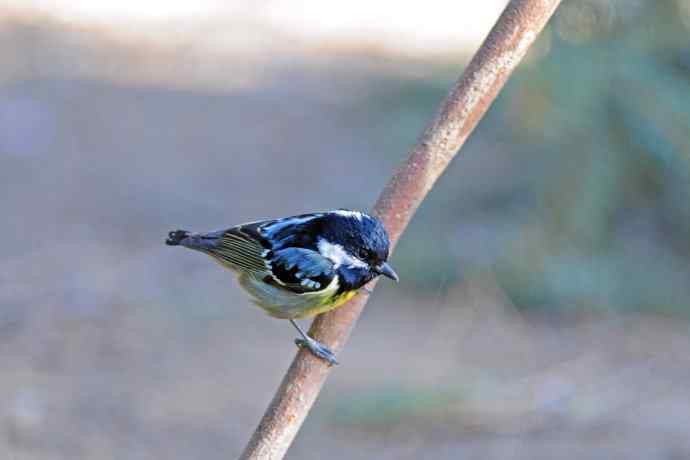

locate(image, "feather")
[[238, 271, 352, 319], [195, 221, 336, 296], [266, 248, 335, 294], [193, 224, 270, 273], [214, 233, 267, 271]]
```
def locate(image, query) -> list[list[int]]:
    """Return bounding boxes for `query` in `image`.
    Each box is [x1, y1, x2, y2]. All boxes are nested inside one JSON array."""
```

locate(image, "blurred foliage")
[[331, 384, 463, 428], [386, 1, 690, 317]]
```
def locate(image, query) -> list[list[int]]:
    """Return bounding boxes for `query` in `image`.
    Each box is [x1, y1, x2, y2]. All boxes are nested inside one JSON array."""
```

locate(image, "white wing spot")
[[300, 279, 321, 289]]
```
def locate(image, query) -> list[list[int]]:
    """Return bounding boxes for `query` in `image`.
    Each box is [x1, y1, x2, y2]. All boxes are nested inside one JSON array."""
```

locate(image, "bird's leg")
[[290, 319, 338, 366]]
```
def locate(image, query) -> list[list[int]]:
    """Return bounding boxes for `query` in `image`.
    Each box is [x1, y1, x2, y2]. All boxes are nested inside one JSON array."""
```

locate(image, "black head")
[[318, 210, 389, 263], [316, 210, 398, 288]]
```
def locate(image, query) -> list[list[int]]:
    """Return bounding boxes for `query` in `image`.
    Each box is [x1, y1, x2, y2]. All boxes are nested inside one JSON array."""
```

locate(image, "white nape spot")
[[317, 238, 368, 269], [334, 210, 363, 221]]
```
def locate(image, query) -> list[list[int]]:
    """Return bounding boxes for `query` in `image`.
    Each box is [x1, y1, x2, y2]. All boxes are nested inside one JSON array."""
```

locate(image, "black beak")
[[376, 262, 399, 282]]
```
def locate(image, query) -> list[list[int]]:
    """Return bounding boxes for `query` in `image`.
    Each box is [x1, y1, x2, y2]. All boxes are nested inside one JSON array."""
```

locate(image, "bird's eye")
[[358, 248, 369, 260]]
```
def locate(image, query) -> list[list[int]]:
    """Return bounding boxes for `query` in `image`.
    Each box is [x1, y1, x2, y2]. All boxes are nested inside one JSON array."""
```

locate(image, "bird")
[[165, 209, 398, 365]]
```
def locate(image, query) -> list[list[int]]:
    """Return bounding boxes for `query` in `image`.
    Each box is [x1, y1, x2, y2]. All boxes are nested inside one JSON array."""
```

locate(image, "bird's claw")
[[294, 337, 339, 366]]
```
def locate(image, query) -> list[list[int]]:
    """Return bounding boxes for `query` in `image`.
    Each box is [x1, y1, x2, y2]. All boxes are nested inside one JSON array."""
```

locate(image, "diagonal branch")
[[239, 1, 562, 458]]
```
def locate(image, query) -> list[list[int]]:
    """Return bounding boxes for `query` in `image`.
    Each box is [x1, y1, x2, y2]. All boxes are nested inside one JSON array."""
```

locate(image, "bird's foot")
[[294, 337, 339, 366]]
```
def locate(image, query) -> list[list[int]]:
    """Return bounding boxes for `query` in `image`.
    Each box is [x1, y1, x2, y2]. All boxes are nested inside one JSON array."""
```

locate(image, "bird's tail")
[[165, 229, 225, 252], [166, 229, 191, 246]]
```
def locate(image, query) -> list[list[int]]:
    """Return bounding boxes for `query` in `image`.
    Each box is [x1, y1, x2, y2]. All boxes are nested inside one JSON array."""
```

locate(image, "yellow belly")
[[292, 289, 358, 319], [237, 271, 359, 319]]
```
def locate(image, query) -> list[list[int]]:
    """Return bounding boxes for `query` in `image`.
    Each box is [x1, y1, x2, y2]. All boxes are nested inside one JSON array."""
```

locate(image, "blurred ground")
[[2, 1, 690, 459]]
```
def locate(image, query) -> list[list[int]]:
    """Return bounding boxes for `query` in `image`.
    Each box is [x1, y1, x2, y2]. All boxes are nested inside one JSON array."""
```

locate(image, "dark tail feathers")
[[166, 229, 191, 246]]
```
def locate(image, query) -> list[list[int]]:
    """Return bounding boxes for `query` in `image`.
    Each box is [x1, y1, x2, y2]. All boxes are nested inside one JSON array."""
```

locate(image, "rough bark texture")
[[239, 1, 562, 458]]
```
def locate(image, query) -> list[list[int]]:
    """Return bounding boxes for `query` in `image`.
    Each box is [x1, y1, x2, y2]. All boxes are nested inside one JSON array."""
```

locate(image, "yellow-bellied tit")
[[165, 210, 398, 365]]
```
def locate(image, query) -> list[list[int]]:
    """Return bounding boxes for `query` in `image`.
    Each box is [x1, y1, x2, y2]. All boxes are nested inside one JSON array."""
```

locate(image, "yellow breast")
[[237, 271, 360, 320], [292, 289, 359, 319]]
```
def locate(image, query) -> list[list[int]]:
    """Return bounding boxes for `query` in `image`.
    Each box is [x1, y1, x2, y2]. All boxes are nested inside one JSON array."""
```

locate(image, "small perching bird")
[[165, 210, 398, 365]]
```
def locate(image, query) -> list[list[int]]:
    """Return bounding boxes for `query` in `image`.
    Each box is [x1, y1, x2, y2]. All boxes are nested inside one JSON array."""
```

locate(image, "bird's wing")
[[194, 216, 336, 295], [267, 247, 336, 294], [211, 223, 271, 272]]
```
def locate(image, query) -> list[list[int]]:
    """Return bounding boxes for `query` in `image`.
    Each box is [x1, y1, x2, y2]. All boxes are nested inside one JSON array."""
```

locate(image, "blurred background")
[[2, 0, 690, 458]]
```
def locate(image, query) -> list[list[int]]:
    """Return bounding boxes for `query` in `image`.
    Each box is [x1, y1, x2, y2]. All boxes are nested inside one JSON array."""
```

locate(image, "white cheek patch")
[[317, 238, 368, 269]]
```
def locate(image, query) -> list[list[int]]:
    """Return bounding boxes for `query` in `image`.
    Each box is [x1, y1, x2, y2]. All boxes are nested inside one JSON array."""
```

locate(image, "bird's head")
[[316, 210, 398, 291]]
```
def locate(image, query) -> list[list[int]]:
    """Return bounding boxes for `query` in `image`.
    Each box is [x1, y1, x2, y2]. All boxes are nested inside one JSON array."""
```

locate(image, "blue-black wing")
[[267, 247, 335, 294], [173, 213, 334, 294], [215, 213, 323, 271]]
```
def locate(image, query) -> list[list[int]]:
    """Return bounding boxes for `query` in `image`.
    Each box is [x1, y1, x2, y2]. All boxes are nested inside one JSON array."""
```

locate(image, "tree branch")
[[239, 1, 562, 458]]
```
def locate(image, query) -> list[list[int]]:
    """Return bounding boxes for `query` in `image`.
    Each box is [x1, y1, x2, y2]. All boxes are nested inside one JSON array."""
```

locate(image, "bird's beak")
[[376, 262, 399, 282]]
